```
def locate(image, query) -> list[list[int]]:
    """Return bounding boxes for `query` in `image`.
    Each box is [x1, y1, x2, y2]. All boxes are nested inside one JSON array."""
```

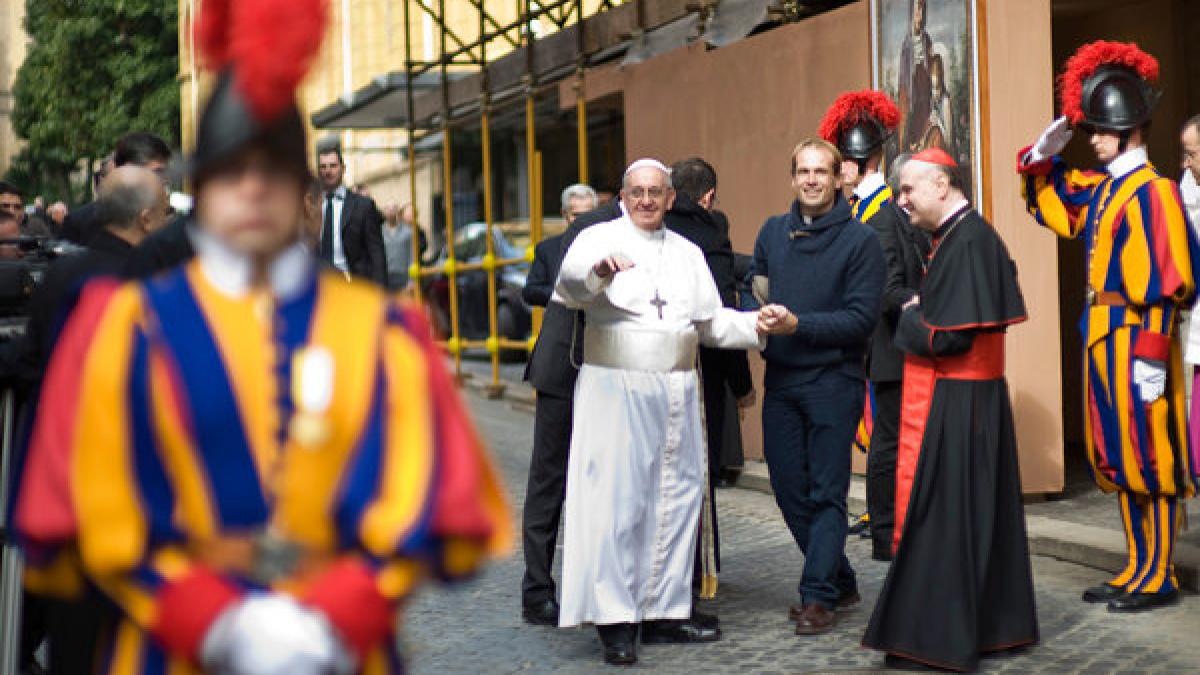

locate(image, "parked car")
[[422, 222, 532, 357]]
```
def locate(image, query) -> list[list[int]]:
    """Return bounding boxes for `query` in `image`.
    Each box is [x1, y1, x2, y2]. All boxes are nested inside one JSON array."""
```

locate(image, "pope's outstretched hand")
[[593, 253, 635, 278]]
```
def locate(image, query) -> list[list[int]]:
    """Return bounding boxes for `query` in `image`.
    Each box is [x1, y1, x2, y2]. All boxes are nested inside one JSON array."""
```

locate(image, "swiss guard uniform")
[[12, 1, 509, 673], [818, 90, 907, 557], [1019, 41, 1199, 612]]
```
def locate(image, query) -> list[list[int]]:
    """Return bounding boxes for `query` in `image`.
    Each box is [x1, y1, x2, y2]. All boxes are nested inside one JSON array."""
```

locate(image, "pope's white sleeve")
[[697, 308, 765, 351], [553, 231, 611, 308]]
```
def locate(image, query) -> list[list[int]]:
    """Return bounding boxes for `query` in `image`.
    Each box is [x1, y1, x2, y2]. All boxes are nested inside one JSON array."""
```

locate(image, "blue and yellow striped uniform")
[[851, 183, 893, 226], [16, 262, 510, 674], [850, 183, 892, 454], [1020, 150, 1199, 595]]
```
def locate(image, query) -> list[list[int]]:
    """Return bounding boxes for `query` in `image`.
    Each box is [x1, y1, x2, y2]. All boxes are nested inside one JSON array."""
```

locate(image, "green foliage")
[[6, 0, 180, 202]]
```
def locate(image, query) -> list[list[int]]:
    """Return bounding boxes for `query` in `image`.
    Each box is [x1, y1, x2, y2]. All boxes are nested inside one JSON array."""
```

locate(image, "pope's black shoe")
[[1107, 589, 1181, 613], [691, 608, 720, 629], [522, 598, 560, 626], [603, 642, 637, 666], [597, 623, 638, 666], [641, 619, 721, 644], [1081, 583, 1125, 603]]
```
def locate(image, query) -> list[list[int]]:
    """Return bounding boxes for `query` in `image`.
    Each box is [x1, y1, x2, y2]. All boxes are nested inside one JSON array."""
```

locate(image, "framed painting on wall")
[[870, 0, 987, 206]]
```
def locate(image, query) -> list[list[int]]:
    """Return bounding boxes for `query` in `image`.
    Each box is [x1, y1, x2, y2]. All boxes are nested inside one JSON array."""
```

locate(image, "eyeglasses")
[[0, 200, 22, 211], [625, 187, 667, 200]]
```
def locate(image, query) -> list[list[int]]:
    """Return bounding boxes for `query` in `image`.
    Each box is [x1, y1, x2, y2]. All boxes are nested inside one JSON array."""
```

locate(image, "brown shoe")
[[788, 591, 859, 621], [835, 590, 861, 611], [787, 603, 805, 622], [794, 604, 837, 635]]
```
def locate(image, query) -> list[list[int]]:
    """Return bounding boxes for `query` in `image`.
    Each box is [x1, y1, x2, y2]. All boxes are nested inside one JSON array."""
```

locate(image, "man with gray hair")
[[23, 166, 170, 371], [555, 158, 789, 665], [561, 183, 598, 223], [518, 182, 597, 627]]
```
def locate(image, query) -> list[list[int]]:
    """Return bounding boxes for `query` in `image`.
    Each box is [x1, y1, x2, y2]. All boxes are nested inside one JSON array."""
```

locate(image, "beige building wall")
[[0, 0, 28, 176]]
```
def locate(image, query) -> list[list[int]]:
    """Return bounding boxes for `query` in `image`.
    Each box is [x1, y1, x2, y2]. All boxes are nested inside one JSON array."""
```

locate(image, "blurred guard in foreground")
[[11, 1, 509, 673]]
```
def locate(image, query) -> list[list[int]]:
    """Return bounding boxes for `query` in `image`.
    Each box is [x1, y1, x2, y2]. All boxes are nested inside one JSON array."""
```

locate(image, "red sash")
[[892, 331, 1005, 553]]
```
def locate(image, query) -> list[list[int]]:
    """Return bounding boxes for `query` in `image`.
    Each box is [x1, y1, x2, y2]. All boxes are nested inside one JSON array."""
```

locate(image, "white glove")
[[1132, 358, 1167, 403], [201, 594, 356, 675], [1028, 116, 1073, 164]]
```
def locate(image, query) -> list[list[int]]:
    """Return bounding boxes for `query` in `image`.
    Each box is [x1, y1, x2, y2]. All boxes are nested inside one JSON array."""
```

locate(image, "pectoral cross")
[[650, 289, 668, 319]]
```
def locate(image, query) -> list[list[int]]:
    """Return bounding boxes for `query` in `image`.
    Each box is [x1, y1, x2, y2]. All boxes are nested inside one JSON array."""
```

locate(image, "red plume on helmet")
[[196, 0, 329, 122], [818, 90, 900, 146], [1058, 41, 1158, 125]]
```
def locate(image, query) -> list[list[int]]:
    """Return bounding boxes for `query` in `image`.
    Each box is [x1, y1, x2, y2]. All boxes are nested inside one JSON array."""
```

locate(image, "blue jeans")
[[762, 373, 861, 608]]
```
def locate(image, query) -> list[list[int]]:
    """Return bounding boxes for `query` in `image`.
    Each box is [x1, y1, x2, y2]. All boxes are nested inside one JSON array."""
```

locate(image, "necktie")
[[320, 192, 335, 262]]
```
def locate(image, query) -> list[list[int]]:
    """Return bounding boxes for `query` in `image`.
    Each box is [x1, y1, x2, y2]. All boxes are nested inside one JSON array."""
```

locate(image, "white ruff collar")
[[854, 172, 887, 200], [1107, 146, 1148, 179], [191, 227, 314, 300]]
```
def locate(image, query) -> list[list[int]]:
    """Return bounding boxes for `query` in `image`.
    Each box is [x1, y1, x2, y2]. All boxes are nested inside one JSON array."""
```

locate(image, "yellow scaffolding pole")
[[441, 123, 463, 378], [407, 129, 422, 301], [575, 70, 588, 185], [525, 93, 538, 243], [480, 100, 505, 398]]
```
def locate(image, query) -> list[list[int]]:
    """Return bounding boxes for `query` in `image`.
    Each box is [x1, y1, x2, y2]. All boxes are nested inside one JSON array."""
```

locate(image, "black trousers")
[[866, 380, 901, 554], [521, 390, 573, 606], [19, 589, 113, 675]]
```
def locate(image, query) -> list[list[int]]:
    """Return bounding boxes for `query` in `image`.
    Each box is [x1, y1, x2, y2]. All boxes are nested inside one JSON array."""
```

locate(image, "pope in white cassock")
[[553, 159, 787, 666]]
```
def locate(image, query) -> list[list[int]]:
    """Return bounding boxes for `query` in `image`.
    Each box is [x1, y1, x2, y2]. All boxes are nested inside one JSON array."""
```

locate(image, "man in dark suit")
[[864, 154, 930, 561], [664, 158, 755, 577], [62, 132, 172, 245], [520, 183, 603, 625], [316, 145, 386, 284], [521, 234, 564, 308]]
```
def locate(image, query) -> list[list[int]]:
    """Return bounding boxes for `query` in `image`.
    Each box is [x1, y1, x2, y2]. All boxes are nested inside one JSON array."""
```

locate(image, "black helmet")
[[839, 120, 889, 161], [1078, 65, 1160, 132], [190, 70, 309, 185]]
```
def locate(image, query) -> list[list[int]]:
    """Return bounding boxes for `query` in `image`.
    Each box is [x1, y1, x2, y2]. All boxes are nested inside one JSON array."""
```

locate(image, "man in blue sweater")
[[748, 138, 884, 636]]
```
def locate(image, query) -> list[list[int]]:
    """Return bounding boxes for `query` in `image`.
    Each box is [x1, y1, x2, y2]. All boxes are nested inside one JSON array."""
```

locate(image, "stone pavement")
[[402, 390, 1200, 674], [457, 355, 1200, 593]]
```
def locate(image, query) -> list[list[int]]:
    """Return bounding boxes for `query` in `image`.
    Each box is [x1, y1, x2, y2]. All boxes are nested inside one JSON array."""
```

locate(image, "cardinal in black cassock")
[[862, 148, 1038, 672]]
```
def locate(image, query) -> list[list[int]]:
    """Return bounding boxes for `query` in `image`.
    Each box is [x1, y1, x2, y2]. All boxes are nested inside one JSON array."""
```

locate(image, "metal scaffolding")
[[402, 0, 617, 395], [327, 1, 853, 394]]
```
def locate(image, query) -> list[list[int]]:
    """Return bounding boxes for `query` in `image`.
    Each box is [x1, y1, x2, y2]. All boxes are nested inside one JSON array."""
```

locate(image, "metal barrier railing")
[[0, 389, 24, 674]]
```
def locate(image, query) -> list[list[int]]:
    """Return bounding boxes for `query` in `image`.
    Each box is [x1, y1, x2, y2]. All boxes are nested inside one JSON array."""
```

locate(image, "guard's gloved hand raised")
[[1027, 116, 1073, 164], [1132, 358, 1167, 403], [201, 594, 355, 675]]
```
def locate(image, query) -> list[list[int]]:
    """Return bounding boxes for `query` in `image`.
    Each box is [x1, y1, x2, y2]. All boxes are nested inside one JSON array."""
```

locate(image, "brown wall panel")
[[985, 0, 1064, 493], [622, 2, 873, 468]]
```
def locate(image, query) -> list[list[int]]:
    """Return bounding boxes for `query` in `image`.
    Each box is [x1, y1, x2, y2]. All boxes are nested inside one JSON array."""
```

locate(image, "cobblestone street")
[[404, 391, 1199, 674]]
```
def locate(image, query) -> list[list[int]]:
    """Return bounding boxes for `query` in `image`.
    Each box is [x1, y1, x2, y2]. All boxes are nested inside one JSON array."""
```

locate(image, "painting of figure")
[[874, 0, 979, 200]]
